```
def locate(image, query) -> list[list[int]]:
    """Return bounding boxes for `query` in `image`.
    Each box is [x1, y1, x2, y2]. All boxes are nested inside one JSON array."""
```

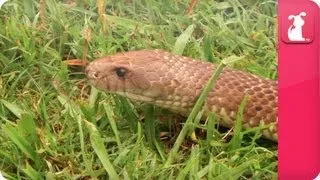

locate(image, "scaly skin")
[[85, 49, 278, 141]]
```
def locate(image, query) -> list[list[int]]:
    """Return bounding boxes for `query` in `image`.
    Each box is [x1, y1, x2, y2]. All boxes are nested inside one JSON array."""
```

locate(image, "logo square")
[[281, 2, 317, 44]]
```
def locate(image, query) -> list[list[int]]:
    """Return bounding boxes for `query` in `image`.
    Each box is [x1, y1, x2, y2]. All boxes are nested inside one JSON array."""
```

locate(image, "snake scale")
[[85, 50, 278, 141]]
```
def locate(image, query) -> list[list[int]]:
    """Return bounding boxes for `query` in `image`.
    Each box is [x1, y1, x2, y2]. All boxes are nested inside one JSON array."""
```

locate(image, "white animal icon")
[[287, 12, 307, 41], [314, 173, 320, 180]]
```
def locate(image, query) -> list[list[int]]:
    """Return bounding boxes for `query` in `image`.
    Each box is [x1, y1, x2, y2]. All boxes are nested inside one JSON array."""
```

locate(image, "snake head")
[[85, 51, 166, 102]]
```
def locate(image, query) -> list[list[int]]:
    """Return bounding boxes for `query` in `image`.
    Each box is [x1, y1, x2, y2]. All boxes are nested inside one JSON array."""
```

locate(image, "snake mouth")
[[115, 92, 155, 103]]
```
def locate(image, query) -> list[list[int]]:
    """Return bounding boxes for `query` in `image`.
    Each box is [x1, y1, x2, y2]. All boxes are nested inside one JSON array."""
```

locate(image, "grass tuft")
[[0, 0, 277, 179]]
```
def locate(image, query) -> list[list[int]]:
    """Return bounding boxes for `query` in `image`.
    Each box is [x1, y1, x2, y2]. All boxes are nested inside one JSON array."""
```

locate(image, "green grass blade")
[[89, 87, 99, 109], [17, 113, 40, 154], [164, 55, 244, 167], [0, 100, 24, 119], [164, 63, 224, 167], [21, 0, 36, 18], [21, 162, 41, 180], [144, 106, 166, 160], [85, 120, 119, 180], [214, 159, 256, 179], [206, 112, 217, 145], [172, 24, 195, 55], [177, 146, 200, 180], [228, 95, 248, 151], [203, 35, 215, 63], [0, 0, 277, 178], [103, 103, 122, 148], [221, 55, 246, 64], [2, 123, 37, 163]]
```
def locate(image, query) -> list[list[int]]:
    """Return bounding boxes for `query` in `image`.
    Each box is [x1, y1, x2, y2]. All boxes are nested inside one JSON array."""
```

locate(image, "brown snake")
[[85, 49, 278, 141]]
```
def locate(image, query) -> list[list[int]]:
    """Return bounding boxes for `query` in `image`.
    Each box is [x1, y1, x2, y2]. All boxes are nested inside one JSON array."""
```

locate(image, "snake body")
[[85, 50, 278, 141]]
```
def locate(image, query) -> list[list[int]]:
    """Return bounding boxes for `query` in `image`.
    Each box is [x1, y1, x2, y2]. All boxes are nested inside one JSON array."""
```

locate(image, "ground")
[[0, 0, 277, 179]]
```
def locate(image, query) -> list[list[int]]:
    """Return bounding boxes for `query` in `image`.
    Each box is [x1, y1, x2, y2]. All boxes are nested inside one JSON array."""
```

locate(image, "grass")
[[0, 0, 277, 179]]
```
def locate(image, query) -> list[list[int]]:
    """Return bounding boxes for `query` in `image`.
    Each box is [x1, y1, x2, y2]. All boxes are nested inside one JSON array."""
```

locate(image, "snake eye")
[[115, 67, 127, 78]]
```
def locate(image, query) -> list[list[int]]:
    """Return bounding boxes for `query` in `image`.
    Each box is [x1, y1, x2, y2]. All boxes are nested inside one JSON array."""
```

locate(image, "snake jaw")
[[115, 92, 155, 103]]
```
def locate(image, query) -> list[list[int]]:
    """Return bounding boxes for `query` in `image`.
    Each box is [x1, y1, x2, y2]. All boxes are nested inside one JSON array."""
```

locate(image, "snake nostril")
[[92, 72, 99, 79]]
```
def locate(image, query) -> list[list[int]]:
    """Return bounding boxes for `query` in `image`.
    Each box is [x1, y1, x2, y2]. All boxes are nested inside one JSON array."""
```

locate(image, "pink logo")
[[278, 1, 320, 179]]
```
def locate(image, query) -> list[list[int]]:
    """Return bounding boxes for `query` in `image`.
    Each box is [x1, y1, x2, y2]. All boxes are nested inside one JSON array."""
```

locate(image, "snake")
[[85, 49, 278, 141]]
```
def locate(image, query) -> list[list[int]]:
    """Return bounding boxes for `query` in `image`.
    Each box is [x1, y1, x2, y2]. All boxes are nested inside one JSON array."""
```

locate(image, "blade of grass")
[[22, 0, 36, 18], [189, 145, 200, 179], [0, 100, 24, 119], [58, 95, 93, 173], [206, 112, 216, 145], [2, 123, 38, 164], [144, 106, 166, 160], [144, 106, 156, 149], [21, 162, 41, 180], [85, 120, 119, 180], [164, 55, 245, 167], [172, 24, 195, 55], [228, 95, 248, 151], [17, 113, 39, 147], [103, 103, 122, 148], [89, 87, 99, 109], [177, 145, 200, 179], [164, 63, 224, 167], [208, 157, 214, 179], [197, 164, 209, 179], [214, 159, 256, 179], [203, 35, 216, 63], [117, 96, 139, 133]]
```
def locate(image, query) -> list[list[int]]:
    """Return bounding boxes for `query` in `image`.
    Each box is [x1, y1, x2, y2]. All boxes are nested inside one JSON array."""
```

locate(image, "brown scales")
[[85, 49, 278, 141]]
